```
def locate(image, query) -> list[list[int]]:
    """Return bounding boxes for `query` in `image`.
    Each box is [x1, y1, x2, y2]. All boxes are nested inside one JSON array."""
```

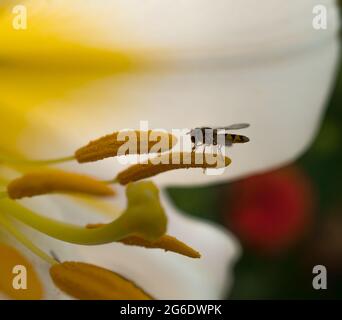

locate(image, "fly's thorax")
[[190, 127, 213, 145]]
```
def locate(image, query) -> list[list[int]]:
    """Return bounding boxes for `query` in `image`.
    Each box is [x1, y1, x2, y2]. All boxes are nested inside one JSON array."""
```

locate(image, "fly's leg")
[[192, 141, 198, 151], [50, 250, 61, 263], [192, 141, 203, 152], [202, 144, 208, 173]]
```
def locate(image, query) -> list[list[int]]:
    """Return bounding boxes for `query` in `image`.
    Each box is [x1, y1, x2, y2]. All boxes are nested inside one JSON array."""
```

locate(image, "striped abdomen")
[[225, 134, 250, 144]]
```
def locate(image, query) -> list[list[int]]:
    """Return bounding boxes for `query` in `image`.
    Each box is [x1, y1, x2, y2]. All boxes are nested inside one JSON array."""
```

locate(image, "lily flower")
[[0, 133, 233, 299], [0, 0, 339, 299]]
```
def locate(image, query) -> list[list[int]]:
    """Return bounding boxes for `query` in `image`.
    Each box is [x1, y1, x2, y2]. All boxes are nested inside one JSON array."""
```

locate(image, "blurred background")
[[167, 12, 342, 301]]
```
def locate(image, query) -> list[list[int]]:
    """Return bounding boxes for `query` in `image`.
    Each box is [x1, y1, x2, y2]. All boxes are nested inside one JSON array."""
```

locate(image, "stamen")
[[0, 213, 57, 265], [75, 130, 177, 163], [87, 224, 201, 259], [6, 170, 115, 199], [0, 181, 167, 245], [50, 261, 153, 300], [120, 235, 201, 258], [0, 154, 75, 166], [113, 152, 231, 185]]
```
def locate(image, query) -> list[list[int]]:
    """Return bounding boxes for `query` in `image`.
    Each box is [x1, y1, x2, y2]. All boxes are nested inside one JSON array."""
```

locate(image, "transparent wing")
[[214, 123, 250, 131]]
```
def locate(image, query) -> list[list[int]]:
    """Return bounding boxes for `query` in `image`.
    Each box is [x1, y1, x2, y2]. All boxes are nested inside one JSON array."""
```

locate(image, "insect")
[[188, 123, 250, 153]]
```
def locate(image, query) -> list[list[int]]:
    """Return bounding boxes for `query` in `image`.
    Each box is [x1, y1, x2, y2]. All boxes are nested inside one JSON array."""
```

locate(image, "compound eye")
[[191, 136, 195, 143]]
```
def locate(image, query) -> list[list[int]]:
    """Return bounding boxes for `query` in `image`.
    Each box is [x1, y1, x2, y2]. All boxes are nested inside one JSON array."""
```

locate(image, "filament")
[[0, 155, 75, 166], [0, 213, 57, 265]]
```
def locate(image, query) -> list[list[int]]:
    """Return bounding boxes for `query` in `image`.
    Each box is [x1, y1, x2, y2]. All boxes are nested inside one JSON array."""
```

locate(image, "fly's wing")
[[214, 123, 250, 131]]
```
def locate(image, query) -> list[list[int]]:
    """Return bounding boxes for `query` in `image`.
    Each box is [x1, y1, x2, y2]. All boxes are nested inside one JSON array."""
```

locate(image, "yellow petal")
[[0, 1, 144, 153], [0, 243, 43, 300], [0, 1, 138, 68], [50, 261, 152, 300], [7, 170, 115, 199], [75, 131, 177, 163], [116, 152, 231, 185]]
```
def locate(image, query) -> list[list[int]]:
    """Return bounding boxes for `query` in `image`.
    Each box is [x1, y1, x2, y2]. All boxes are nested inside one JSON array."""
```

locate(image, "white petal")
[[20, 1, 340, 186], [28, 1, 340, 56]]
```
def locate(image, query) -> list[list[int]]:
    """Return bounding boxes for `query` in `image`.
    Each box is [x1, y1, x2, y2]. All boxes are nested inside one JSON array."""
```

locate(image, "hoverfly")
[[188, 123, 250, 153]]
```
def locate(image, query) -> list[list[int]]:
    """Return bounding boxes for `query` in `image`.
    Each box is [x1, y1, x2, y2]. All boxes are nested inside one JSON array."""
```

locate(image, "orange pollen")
[[86, 224, 201, 258], [115, 152, 231, 185], [50, 261, 153, 300], [7, 170, 115, 199], [75, 130, 177, 163]]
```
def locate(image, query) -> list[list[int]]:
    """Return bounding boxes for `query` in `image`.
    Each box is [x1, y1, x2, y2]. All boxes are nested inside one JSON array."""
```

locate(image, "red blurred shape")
[[227, 167, 314, 255]]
